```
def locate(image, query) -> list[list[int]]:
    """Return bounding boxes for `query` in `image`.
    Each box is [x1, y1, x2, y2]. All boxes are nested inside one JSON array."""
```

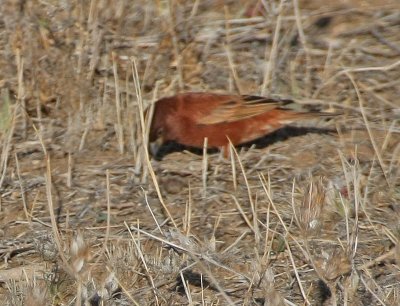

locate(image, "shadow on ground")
[[153, 125, 337, 160]]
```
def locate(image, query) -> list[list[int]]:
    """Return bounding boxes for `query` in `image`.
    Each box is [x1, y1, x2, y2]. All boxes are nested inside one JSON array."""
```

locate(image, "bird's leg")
[[222, 145, 231, 159]]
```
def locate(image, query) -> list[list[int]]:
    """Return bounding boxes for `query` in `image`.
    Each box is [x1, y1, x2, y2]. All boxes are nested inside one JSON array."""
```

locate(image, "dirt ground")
[[0, 0, 399, 305]]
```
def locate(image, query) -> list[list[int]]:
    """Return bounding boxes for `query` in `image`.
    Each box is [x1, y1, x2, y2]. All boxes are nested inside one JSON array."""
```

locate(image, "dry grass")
[[1, 0, 400, 305]]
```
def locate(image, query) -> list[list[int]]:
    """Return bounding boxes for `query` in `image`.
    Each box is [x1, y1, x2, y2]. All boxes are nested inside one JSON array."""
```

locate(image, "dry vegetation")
[[0, 0, 400, 305]]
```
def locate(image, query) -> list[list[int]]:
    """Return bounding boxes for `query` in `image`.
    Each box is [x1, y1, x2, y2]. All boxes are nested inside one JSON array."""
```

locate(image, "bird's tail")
[[277, 110, 343, 124], [300, 110, 343, 117]]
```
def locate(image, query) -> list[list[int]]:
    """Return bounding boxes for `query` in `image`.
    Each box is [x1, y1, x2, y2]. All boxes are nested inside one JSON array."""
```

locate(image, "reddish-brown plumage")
[[149, 92, 335, 155]]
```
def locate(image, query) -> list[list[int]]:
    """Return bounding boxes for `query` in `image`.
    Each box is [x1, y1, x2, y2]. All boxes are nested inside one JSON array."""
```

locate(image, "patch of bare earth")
[[0, 0, 399, 305]]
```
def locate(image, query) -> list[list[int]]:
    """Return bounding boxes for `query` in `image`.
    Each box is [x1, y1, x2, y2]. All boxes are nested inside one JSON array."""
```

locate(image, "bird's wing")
[[197, 95, 294, 125]]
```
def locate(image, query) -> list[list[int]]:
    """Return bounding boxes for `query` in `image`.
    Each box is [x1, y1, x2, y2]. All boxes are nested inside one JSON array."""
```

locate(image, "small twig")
[[345, 72, 389, 187], [202, 137, 208, 198], [261, 0, 284, 95], [167, 0, 183, 90], [112, 52, 125, 154], [229, 139, 260, 246], [14, 153, 31, 224], [126, 221, 160, 304], [131, 57, 178, 228], [224, 6, 243, 94]]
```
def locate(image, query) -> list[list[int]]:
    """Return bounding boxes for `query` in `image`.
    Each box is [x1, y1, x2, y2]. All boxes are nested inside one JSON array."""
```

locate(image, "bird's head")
[[148, 99, 172, 157]]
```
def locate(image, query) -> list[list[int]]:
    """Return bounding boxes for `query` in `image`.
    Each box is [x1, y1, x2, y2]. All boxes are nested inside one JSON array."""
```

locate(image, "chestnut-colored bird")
[[149, 92, 336, 156]]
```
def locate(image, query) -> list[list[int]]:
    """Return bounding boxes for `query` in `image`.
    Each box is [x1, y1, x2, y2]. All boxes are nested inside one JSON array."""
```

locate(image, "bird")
[[148, 92, 338, 157]]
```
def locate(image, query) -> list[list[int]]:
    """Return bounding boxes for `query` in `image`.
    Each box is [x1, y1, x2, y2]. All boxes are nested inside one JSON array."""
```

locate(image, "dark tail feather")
[[295, 110, 343, 118], [279, 110, 343, 123]]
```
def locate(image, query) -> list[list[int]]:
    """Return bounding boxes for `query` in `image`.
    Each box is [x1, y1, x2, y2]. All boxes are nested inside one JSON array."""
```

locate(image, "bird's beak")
[[149, 137, 164, 157]]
